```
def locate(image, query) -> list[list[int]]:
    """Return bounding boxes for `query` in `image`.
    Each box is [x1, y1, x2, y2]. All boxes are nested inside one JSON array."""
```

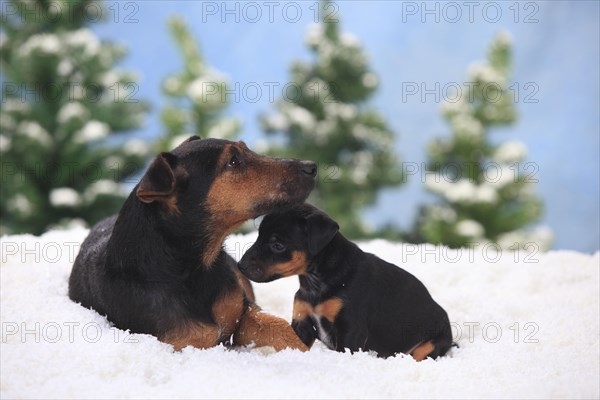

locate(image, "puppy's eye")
[[270, 242, 286, 254], [228, 155, 240, 168]]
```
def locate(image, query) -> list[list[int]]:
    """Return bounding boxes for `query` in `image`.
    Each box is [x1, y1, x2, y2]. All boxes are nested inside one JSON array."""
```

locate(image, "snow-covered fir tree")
[[0, 0, 148, 235], [158, 16, 240, 151], [415, 32, 553, 250], [261, 0, 403, 238]]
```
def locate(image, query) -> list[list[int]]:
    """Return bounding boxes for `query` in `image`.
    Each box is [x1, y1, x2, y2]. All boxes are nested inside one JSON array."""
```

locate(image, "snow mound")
[[1, 230, 599, 399]]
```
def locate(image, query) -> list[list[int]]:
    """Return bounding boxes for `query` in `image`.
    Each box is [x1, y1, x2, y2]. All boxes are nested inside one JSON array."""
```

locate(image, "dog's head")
[[135, 136, 317, 265], [239, 204, 339, 282]]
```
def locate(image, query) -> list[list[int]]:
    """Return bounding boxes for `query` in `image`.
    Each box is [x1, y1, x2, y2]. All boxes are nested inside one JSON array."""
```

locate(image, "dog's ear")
[[306, 211, 339, 256], [181, 135, 201, 144], [173, 135, 201, 150], [136, 152, 178, 203]]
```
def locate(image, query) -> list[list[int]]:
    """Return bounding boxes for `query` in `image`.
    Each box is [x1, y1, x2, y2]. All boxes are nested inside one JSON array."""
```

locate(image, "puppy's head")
[[134, 136, 317, 265], [239, 204, 339, 282]]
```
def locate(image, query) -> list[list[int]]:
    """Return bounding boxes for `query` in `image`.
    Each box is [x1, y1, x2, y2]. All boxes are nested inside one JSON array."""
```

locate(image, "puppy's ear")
[[136, 152, 178, 203], [306, 212, 339, 256]]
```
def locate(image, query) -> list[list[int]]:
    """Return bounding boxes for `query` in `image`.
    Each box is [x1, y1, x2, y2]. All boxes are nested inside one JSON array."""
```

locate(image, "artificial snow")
[[207, 119, 240, 140], [19, 33, 62, 56], [425, 176, 501, 204], [493, 140, 527, 163], [57, 102, 88, 124], [496, 226, 555, 251], [2, 99, 30, 113], [64, 29, 101, 57], [467, 62, 505, 85], [454, 219, 484, 238], [324, 103, 357, 121], [49, 188, 81, 208], [187, 71, 228, 106], [57, 59, 74, 76], [285, 105, 316, 131], [123, 139, 149, 157], [74, 121, 110, 144], [305, 23, 324, 47], [340, 32, 360, 47], [17, 121, 51, 146], [1, 230, 598, 399], [4, 194, 33, 218], [362, 72, 378, 88], [450, 113, 484, 138], [100, 71, 121, 87], [82, 180, 123, 204], [0, 134, 11, 153]]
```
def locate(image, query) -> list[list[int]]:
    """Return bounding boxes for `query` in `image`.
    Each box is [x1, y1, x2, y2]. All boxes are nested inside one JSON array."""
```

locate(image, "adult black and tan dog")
[[239, 203, 453, 359], [69, 136, 317, 351]]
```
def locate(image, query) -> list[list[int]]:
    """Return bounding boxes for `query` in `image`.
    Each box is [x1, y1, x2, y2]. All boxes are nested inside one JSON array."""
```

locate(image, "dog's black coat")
[[239, 204, 453, 359], [69, 137, 317, 345], [70, 214, 241, 335]]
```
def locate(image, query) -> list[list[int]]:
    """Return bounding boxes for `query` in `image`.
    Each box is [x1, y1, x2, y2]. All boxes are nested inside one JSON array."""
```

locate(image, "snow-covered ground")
[[1, 229, 598, 399]]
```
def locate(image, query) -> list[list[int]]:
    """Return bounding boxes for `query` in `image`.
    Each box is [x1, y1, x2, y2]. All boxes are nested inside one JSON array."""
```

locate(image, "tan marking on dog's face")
[[203, 142, 305, 267], [265, 251, 308, 278], [212, 287, 245, 339], [293, 299, 314, 322], [164, 196, 180, 215], [411, 340, 435, 361], [160, 321, 220, 351], [314, 297, 343, 323]]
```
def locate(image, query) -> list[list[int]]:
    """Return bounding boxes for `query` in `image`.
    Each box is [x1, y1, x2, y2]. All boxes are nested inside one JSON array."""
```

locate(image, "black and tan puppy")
[[239, 204, 453, 359], [69, 136, 317, 351]]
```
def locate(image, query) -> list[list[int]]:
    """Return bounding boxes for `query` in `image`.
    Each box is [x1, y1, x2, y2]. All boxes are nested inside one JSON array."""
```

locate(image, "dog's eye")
[[270, 242, 286, 253], [228, 155, 240, 168]]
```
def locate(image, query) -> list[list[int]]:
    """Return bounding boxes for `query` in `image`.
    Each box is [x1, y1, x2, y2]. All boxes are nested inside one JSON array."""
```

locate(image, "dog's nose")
[[300, 161, 317, 177]]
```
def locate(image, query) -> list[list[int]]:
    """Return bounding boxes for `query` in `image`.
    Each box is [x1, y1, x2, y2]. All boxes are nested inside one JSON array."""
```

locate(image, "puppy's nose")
[[300, 161, 317, 177]]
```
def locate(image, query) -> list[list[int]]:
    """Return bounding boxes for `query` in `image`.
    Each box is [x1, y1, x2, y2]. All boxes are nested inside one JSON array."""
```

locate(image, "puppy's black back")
[[347, 252, 452, 358]]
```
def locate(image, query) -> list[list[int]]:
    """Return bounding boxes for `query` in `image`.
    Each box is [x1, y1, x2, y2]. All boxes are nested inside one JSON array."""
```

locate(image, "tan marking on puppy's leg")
[[160, 321, 220, 351], [234, 304, 308, 352], [315, 297, 343, 322], [293, 299, 313, 322], [267, 251, 308, 278], [212, 287, 245, 339], [234, 268, 256, 303], [411, 340, 435, 361]]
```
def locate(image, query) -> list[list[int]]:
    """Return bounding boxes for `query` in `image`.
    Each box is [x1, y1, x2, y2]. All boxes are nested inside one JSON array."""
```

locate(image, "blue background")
[[92, 0, 599, 252]]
